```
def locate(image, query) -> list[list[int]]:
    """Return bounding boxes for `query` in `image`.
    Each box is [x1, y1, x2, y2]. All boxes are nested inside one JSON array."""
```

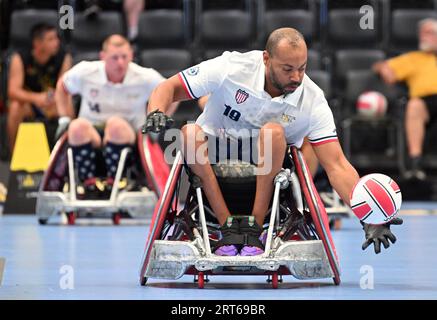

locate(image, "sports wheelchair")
[[139, 146, 341, 288], [36, 131, 169, 225]]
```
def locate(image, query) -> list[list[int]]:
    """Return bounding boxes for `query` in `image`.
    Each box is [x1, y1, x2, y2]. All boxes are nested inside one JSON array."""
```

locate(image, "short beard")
[[269, 67, 301, 96], [419, 41, 437, 53]]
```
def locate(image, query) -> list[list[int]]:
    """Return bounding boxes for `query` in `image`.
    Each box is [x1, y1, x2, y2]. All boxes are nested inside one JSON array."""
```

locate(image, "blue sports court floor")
[[0, 203, 436, 300]]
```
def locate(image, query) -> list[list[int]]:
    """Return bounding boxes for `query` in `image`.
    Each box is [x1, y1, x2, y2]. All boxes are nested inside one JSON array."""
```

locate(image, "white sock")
[[128, 26, 138, 40]]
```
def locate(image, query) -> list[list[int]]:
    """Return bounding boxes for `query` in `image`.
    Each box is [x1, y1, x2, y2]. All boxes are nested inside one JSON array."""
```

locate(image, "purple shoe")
[[214, 217, 240, 256], [240, 245, 264, 256], [239, 216, 265, 256], [214, 245, 238, 256]]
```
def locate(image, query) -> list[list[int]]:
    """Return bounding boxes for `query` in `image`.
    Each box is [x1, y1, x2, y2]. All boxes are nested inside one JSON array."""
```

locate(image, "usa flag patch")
[[235, 89, 249, 104]]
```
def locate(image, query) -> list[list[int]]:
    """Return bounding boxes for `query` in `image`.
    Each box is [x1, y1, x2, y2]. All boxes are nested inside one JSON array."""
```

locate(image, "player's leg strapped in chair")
[[214, 216, 264, 256], [182, 123, 285, 256], [103, 116, 136, 186], [214, 217, 241, 256], [104, 142, 133, 183], [71, 142, 97, 187], [239, 216, 265, 256], [68, 118, 101, 190]]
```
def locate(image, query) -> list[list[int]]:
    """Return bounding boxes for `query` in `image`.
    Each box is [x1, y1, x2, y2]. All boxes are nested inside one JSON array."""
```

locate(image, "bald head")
[[263, 28, 307, 97], [102, 34, 131, 51], [265, 28, 306, 57]]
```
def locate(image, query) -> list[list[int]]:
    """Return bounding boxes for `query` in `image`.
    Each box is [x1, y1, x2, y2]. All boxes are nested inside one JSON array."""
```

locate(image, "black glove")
[[55, 116, 71, 141], [142, 110, 174, 134], [361, 217, 403, 254]]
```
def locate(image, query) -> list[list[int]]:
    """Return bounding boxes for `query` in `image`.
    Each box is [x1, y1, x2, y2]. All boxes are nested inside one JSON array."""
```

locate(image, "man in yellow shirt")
[[373, 18, 437, 180]]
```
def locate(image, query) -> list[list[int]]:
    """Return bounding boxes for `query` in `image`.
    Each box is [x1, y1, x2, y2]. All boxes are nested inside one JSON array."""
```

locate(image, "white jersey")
[[178, 50, 337, 148], [62, 60, 165, 130]]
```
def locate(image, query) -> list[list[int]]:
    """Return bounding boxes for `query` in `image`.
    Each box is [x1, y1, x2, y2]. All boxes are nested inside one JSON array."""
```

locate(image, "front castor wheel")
[[38, 218, 48, 225], [198, 272, 204, 289], [66, 212, 76, 225], [272, 273, 278, 289], [267, 273, 282, 289], [140, 277, 148, 286], [333, 219, 342, 230], [329, 218, 342, 231], [112, 212, 121, 225], [194, 272, 209, 289]]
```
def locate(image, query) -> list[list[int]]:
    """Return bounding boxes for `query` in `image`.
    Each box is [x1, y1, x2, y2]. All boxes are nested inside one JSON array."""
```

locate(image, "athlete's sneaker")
[[404, 156, 427, 181], [214, 217, 240, 256], [105, 177, 134, 191], [77, 177, 102, 200], [404, 169, 427, 181], [240, 245, 264, 256], [215, 245, 239, 256], [239, 216, 264, 256]]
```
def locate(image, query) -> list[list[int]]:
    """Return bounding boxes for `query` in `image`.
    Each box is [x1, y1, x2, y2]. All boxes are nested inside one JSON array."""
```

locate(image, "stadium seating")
[[193, 0, 257, 60], [72, 51, 100, 66], [2, 0, 437, 177], [389, 9, 437, 54], [137, 10, 187, 48], [307, 49, 323, 71], [139, 49, 192, 78], [8, 9, 59, 51], [341, 70, 405, 170], [197, 9, 254, 60], [333, 49, 385, 97], [327, 8, 382, 50], [262, 9, 317, 47], [389, 0, 437, 9], [136, 8, 192, 78], [70, 11, 124, 53]]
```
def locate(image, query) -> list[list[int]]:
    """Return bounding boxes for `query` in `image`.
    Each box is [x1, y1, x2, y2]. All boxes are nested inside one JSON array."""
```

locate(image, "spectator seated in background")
[[373, 18, 437, 180], [7, 23, 72, 153]]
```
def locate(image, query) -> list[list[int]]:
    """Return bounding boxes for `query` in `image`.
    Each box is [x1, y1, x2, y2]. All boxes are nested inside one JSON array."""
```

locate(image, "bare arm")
[[301, 137, 319, 177], [55, 75, 75, 118], [372, 61, 397, 85], [147, 75, 191, 114], [313, 141, 359, 207], [59, 53, 73, 78], [165, 101, 181, 116], [7, 53, 48, 106], [197, 95, 209, 111]]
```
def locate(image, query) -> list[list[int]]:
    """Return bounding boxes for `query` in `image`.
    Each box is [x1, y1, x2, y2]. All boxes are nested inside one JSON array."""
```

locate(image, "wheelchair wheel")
[[67, 212, 76, 225], [138, 151, 183, 285], [197, 272, 205, 289], [271, 273, 279, 289], [112, 212, 121, 225], [38, 218, 48, 225], [137, 133, 170, 198], [140, 277, 148, 286], [291, 147, 341, 286], [329, 218, 342, 231], [39, 133, 69, 193]]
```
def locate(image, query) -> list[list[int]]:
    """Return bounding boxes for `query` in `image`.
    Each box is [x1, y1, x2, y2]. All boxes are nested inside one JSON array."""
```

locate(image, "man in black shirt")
[[7, 23, 72, 152]]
